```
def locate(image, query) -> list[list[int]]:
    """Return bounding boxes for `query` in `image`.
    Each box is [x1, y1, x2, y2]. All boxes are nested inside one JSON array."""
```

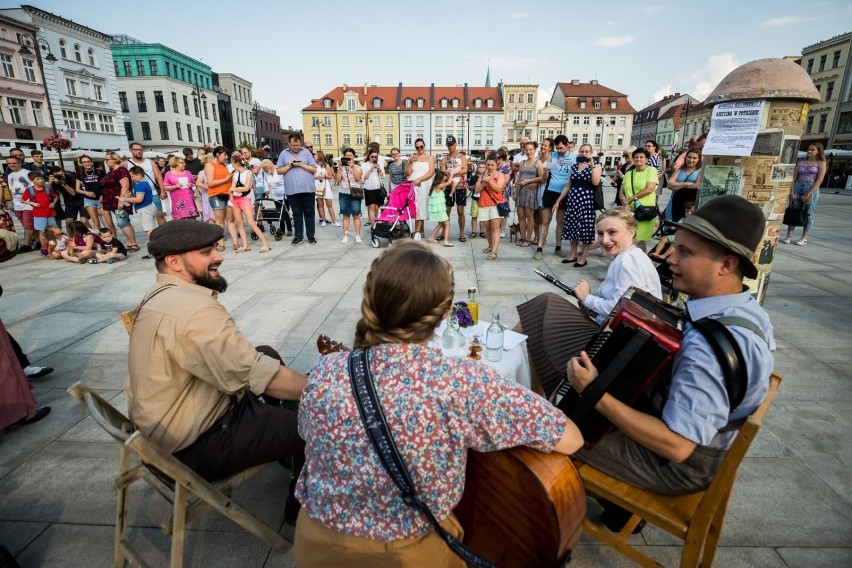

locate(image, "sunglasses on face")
[[415, 145, 424, 149]]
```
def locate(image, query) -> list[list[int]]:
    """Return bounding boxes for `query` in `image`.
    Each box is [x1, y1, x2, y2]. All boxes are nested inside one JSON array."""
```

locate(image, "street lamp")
[[18, 35, 63, 168], [190, 85, 207, 145], [252, 101, 259, 148]]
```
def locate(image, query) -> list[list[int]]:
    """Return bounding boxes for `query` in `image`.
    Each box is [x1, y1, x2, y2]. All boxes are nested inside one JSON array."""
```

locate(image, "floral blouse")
[[297, 342, 568, 541]]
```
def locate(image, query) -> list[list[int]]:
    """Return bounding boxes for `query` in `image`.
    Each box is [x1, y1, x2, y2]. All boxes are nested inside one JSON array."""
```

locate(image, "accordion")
[[551, 288, 683, 448]]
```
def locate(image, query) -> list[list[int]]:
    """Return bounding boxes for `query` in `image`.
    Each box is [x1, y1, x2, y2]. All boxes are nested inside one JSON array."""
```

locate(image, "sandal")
[[442, 242, 455, 247], [427, 238, 438, 244], [486, 253, 497, 261], [217, 243, 225, 252], [259, 246, 271, 253], [469, 232, 477, 239], [126, 245, 140, 253], [519, 241, 531, 248], [483, 247, 492, 254], [480, 232, 486, 238], [459, 235, 467, 242]]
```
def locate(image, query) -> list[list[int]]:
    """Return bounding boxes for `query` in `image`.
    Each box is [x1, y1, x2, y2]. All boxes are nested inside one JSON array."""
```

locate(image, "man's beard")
[[188, 264, 228, 293]]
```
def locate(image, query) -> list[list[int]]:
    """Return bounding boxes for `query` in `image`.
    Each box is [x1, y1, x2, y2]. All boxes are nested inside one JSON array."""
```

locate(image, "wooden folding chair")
[[576, 372, 781, 568], [67, 382, 291, 568]]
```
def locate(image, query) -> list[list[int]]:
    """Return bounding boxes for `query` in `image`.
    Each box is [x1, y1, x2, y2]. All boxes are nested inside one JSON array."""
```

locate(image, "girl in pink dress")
[[163, 156, 198, 220]]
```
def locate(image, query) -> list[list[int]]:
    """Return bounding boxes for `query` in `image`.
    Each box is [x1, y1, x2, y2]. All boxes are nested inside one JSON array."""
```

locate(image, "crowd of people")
[[2, 129, 818, 566]]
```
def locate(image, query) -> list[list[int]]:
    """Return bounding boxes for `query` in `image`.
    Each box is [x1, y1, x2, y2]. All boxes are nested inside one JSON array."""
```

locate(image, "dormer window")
[[372, 97, 382, 108], [594, 101, 600, 109], [417, 98, 424, 108], [452, 98, 459, 108], [323, 98, 332, 108], [474, 98, 482, 108], [579, 101, 586, 109], [610, 101, 617, 109], [486, 99, 493, 108], [347, 99, 356, 111], [441, 98, 448, 108], [405, 98, 412, 108]]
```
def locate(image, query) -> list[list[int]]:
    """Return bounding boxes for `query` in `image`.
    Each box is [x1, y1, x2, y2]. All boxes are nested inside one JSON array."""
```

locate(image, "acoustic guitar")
[[316, 335, 586, 567]]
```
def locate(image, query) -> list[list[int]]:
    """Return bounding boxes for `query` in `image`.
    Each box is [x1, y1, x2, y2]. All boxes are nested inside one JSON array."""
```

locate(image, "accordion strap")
[[346, 349, 495, 568]]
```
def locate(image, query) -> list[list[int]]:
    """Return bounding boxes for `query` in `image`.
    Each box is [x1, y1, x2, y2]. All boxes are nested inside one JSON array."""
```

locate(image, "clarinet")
[[533, 268, 577, 298]]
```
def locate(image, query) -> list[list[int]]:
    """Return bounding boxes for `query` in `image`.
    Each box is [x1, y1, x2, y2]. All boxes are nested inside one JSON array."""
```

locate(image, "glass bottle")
[[467, 287, 479, 325], [485, 312, 504, 362], [442, 314, 461, 355], [468, 335, 483, 360]]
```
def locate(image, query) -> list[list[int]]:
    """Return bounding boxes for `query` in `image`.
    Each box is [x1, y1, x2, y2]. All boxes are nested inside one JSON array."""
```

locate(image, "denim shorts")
[[84, 197, 102, 209], [209, 194, 229, 210], [338, 192, 362, 216], [151, 193, 164, 212], [113, 208, 131, 229]]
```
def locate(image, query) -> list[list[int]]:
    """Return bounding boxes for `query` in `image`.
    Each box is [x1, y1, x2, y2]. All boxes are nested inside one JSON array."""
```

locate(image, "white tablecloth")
[[431, 327, 531, 389]]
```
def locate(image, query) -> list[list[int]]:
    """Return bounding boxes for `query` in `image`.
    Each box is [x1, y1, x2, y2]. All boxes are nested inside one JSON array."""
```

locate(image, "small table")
[[432, 323, 531, 389]]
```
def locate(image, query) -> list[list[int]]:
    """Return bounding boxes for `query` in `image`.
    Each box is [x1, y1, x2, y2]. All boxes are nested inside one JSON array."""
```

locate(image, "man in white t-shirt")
[[124, 142, 166, 226], [4, 155, 36, 251]]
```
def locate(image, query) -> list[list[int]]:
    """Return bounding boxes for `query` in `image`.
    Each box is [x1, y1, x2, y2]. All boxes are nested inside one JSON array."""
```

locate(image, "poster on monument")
[[704, 100, 766, 156], [742, 156, 778, 206], [752, 130, 784, 157], [768, 102, 807, 135], [698, 165, 743, 206]]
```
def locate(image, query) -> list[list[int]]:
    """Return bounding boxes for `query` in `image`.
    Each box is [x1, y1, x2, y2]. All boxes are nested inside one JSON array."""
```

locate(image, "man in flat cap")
[[127, 220, 306, 523], [568, 195, 776, 531]]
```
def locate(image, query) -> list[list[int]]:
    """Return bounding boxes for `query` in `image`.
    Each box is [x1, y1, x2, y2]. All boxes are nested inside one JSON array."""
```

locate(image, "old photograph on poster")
[[698, 165, 743, 206], [781, 137, 800, 164], [752, 130, 784, 157], [767, 102, 806, 135], [756, 223, 781, 270], [771, 164, 796, 181]]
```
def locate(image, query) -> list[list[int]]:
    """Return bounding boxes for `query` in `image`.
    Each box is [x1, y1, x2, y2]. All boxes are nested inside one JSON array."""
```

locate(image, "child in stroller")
[[369, 182, 417, 248]]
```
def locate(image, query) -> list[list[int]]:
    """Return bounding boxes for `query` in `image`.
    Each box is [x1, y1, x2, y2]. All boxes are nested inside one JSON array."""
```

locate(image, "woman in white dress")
[[314, 151, 338, 227], [405, 137, 435, 239]]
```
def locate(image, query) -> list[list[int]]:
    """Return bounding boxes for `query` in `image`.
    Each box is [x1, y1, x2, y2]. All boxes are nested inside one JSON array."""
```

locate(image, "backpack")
[[24, 186, 55, 203]]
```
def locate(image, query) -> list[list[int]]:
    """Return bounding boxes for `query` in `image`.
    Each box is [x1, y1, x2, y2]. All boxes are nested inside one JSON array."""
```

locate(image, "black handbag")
[[346, 349, 496, 568], [630, 171, 658, 221], [379, 178, 388, 204], [783, 201, 807, 227]]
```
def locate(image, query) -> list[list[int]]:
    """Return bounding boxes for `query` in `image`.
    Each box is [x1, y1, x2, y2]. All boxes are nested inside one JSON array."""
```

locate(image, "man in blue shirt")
[[568, 195, 774, 530], [276, 133, 318, 245], [538, 135, 577, 256]]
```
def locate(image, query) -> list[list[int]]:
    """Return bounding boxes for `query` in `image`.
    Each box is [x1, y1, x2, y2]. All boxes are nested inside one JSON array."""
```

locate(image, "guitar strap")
[[346, 349, 496, 568]]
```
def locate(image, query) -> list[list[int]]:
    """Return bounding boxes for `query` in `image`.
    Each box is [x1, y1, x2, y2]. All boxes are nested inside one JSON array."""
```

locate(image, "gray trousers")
[[576, 430, 726, 496]]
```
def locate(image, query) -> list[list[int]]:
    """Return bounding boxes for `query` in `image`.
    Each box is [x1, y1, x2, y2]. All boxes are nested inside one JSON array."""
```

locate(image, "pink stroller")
[[370, 182, 417, 248]]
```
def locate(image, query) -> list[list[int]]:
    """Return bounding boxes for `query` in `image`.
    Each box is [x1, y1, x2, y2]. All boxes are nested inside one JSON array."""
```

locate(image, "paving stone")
[[776, 547, 852, 568], [0, 520, 48, 556]]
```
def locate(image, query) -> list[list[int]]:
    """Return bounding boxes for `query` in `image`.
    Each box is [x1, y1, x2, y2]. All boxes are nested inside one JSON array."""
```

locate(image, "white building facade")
[[216, 72, 254, 147], [1, 5, 128, 151]]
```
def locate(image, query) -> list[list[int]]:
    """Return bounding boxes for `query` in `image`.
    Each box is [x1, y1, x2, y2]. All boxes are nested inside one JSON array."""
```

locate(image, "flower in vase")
[[452, 301, 474, 328]]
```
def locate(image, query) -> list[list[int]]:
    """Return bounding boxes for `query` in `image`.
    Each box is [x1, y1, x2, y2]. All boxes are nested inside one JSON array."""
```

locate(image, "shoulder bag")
[[346, 349, 496, 568], [630, 171, 659, 221], [483, 178, 510, 217], [345, 167, 363, 199], [783, 199, 807, 227]]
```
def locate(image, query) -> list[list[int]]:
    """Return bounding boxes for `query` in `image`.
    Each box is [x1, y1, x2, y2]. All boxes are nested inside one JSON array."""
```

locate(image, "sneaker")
[[413, 232, 422, 241], [500, 231, 506, 238], [17, 245, 33, 254], [40, 248, 48, 256], [436, 235, 444, 241], [291, 238, 303, 246], [534, 250, 543, 261], [341, 235, 349, 244], [106, 258, 119, 264], [141, 254, 153, 259], [308, 238, 317, 244], [24, 366, 54, 379], [795, 238, 808, 246], [355, 235, 362, 244], [781, 237, 792, 244], [320, 221, 327, 227], [333, 221, 341, 227]]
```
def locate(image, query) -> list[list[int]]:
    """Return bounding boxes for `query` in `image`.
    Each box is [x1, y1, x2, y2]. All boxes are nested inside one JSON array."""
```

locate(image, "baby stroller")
[[370, 182, 417, 248], [254, 196, 293, 241]]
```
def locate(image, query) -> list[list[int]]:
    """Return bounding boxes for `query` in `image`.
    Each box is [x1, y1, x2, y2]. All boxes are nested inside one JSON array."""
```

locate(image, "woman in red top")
[[204, 146, 240, 251], [473, 154, 507, 260], [100, 153, 139, 252]]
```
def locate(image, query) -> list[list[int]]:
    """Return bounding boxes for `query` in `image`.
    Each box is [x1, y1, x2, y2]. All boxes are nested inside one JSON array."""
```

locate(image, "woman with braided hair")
[[294, 241, 582, 566]]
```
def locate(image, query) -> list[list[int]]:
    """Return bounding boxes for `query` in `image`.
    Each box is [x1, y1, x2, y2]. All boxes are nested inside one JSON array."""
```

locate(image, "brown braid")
[[354, 241, 454, 349]]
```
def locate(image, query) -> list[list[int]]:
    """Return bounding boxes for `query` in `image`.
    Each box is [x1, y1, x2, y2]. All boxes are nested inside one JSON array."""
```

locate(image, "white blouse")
[[583, 246, 663, 324]]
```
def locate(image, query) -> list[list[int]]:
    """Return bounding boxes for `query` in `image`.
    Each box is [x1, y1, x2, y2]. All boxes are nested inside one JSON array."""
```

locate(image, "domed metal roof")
[[705, 58, 820, 105]]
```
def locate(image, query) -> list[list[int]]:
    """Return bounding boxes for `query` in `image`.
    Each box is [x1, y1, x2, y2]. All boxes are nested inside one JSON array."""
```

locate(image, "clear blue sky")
[[11, 0, 852, 128]]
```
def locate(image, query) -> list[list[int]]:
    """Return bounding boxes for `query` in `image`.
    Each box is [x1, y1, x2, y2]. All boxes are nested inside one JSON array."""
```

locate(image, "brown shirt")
[[127, 274, 280, 453]]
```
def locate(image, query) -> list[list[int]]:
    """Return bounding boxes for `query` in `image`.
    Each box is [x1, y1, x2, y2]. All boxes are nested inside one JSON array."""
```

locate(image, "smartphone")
[[291, 160, 301, 165]]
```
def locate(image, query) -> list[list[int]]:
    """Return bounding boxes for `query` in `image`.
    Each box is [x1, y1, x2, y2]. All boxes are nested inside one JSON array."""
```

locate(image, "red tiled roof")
[[302, 85, 400, 111], [556, 82, 628, 98], [304, 85, 503, 111]]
